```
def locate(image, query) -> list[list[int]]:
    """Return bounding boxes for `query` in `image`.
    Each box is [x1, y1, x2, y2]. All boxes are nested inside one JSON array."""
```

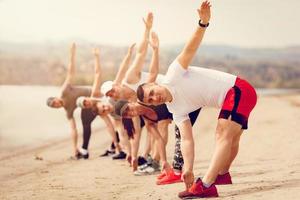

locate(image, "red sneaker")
[[157, 170, 167, 180], [178, 178, 219, 199], [156, 169, 182, 185], [215, 172, 232, 185]]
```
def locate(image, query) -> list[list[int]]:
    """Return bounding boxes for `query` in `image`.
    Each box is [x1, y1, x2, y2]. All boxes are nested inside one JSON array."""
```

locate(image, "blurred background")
[[0, 0, 300, 149]]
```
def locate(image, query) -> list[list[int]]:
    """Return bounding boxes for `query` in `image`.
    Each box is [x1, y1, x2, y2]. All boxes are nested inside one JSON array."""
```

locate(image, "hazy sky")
[[0, 0, 299, 48]]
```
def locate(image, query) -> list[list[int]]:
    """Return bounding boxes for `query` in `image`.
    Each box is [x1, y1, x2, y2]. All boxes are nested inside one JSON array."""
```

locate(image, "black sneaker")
[[138, 156, 148, 166], [112, 151, 127, 160], [76, 152, 89, 159], [100, 150, 115, 157]]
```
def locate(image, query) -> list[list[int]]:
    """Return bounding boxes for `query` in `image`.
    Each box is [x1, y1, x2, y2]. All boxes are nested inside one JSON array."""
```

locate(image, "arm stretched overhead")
[[62, 43, 76, 88], [125, 12, 153, 84], [114, 43, 136, 85], [91, 48, 102, 98], [147, 32, 159, 83], [177, 1, 211, 69]]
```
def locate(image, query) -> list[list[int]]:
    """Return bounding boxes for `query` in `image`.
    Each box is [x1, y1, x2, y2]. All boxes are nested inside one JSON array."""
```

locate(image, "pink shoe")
[[157, 170, 167, 180], [215, 172, 232, 185], [178, 178, 219, 199], [156, 169, 182, 185]]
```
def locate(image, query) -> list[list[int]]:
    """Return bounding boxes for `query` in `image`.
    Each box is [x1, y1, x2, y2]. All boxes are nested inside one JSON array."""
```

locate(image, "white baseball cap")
[[76, 96, 86, 108], [101, 81, 114, 96]]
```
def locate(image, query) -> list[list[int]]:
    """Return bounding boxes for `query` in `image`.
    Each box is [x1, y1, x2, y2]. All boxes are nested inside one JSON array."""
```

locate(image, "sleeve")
[[164, 59, 187, 83], [173, 113, 190, 125]]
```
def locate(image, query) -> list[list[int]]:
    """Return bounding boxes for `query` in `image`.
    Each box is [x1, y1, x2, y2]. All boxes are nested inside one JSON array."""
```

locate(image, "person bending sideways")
[[137, 1, 257, 198], [46, 43, 98, 159], [101, 13, 167, 174], [76, 47, 136, 160], [115, 100, 201, 185]]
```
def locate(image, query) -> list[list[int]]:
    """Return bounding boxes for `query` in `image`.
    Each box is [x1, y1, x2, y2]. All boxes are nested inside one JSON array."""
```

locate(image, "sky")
[[0, 0, 299, 48]]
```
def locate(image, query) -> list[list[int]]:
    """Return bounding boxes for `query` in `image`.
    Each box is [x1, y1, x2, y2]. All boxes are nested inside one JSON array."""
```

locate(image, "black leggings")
[[81, 108, 97, 150], [81, 109, 120, 150], [172, 108, 201, 171]]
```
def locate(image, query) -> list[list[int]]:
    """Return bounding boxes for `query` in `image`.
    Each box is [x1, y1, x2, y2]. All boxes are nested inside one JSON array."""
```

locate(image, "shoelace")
[[189, 179, 204, 194]]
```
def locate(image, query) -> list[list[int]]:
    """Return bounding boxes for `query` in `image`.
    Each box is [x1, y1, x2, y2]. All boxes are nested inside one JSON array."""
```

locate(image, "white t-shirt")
[[164, 60, 237, 124], [123, 72, 165, 92]]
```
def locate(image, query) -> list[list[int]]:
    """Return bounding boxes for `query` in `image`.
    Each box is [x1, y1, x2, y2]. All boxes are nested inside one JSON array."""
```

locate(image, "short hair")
[[137, 83, 146, 102], [46, 97, 56, 107]]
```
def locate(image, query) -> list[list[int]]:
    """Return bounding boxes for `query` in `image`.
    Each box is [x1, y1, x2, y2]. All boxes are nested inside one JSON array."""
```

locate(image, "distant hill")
[[0, 42, 299, 88]]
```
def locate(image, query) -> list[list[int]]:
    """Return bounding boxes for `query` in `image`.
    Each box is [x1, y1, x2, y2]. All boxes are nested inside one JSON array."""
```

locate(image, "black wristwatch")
[[198, 20, 209, 28]]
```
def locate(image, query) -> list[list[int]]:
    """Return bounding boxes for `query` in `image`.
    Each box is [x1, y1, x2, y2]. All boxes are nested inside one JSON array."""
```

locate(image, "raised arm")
[[114, 43, 136, 85], [125, 12, 153, 84], [147, 32, 159, 83], [91, 48, 102, 97], [177, 1, 211, 69], [62, 43, 76, 87]]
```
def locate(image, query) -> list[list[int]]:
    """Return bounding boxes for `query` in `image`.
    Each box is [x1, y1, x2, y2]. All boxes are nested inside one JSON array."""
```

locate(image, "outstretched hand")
[[149, 31, 159, 50], [197, 0, 211, 24], [182, 170, 194, 190], [143, 12, 153, 30]]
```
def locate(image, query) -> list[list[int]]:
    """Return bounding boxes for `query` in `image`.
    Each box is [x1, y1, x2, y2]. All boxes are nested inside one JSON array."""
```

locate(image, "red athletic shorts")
[[219, 77, 257, 129]]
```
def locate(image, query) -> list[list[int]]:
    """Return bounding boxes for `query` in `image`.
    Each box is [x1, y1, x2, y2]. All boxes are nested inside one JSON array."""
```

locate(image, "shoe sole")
[[157, 179, 182, 185], [182, 195, 219, 199]]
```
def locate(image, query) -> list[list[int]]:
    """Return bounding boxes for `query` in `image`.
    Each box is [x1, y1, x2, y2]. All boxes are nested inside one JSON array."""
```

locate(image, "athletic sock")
[[79, 148, 88, 155], [203, 182, 212, 188]]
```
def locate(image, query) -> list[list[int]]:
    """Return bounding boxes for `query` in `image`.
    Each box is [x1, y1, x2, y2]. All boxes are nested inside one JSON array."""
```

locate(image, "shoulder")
[[165, 59, 187, 80]]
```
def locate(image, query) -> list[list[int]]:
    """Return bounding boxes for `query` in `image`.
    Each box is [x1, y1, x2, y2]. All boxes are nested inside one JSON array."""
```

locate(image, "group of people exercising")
[[46, 1, 257, 198]]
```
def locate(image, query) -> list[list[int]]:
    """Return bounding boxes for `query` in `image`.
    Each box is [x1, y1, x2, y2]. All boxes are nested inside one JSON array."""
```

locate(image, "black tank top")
[[140, 103, 173, 123]]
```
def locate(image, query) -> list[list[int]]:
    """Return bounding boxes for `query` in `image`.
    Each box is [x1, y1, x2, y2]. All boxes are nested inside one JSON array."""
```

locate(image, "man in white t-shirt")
[[137, 1, 257, 198]]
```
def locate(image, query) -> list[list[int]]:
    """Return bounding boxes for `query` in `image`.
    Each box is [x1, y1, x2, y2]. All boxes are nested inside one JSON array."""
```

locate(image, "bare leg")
[[115, 120, 131, 156], [202, 119, 242, 185], [157, 119, 171, 145], [130, 117, 142, 171], [219, 130, 242, 175], [143, 128, 152, 158], [69, 118, 79, 156]]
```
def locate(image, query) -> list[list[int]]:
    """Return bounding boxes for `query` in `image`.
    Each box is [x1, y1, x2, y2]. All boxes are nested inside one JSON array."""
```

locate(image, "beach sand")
[[1, 94, 300, 199]]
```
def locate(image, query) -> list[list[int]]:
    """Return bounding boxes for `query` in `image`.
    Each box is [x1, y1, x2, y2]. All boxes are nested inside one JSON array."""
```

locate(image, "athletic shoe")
[[178, 178, 219, 199], [138, 156, 147, 166], [99, 150, 115, 157], [112, 151, 126, 160], [157, 170, 167, 180], [138, 155, 154, 170], [76, 152, 89, 160], [138, 163, 149, 171], [134, 160, 160, 176], [214, 172, 232, 185], [156, 169, 182, 185]]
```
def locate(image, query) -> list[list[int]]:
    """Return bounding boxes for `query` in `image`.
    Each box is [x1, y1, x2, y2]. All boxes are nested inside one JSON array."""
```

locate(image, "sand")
[[1, 94, 300, 200]]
